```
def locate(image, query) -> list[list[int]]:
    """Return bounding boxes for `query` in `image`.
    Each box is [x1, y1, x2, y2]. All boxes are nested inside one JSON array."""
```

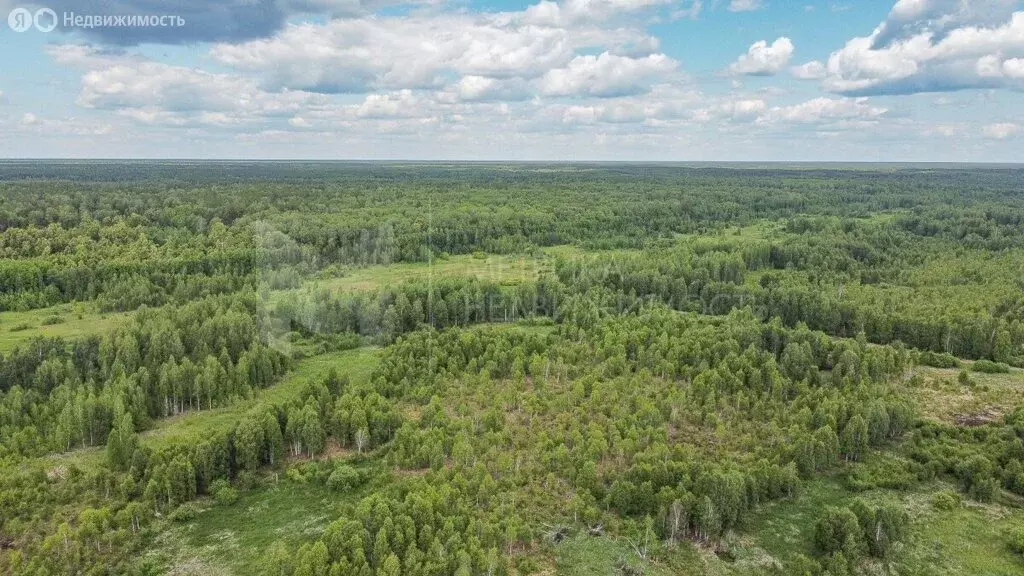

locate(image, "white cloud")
[[539, 52, 677, 97], [925, 123, 960, 137], [21, 112, 38, 126], [210, 11, 655, 95], [983, 122, 1021, 139], [874, 0, 1020, 47], [729, 37, 795, 75], [976, 55, 1024, 79], [791, 60, 827, 79], [49, 45, 329, 127], [728, 0, 764, 12], [522, 0, 675, 26], [452, 76, 531, 102], [819, 5, 1024, 95], [756, 97, 887, 125], [671, 0, 703, 19], [691, 98, 767, 122]]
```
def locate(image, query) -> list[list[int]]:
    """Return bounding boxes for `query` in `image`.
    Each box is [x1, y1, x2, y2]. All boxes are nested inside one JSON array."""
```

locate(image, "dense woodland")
[[0, 162, 1023, 575]]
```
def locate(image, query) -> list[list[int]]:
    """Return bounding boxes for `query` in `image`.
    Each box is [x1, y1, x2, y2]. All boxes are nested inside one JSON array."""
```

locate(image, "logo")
[[7, 7, 32, 32], [8, 6, 58, 32], [34, 7, 57, 32], [8, 6, 185, 32]]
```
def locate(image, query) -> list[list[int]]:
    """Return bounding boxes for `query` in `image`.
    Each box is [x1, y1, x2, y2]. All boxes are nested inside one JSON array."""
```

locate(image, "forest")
[[0, 161, 1023, 575]]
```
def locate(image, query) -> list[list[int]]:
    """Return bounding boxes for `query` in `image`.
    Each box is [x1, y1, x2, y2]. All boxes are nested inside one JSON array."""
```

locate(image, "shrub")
[[209, 479, 239, 506], [972, 360, 1011, 374], [1011, 529, 1024, 555], [326, 465, 363, 491], [931, 490, 961, 510], [285, 467, 306, 483], [958, 370, 972, 386], [919, 351, 959, 368], [168, 502, 203, 522], [40, 315, 65, 326], [814, 507, 864, 559]]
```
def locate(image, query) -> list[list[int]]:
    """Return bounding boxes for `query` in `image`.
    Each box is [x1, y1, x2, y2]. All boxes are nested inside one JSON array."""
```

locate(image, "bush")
[[285, 467, 307, 483], [235, 470, 257, 490], [1011, 529, 1024, 555], [514, 556, 541, 575], [919, 351, 960, 368], [972, 360, 1011, 374], [9, 322, 32, 332], [168, 502, 203, 522], [969, 476, 1000, 502], [209, 479, 239, 506], [931, 490, 961, 510], [958, 369, 972, 386], [40, 315, 65, 326], [814, 507, 864, 559], [326, 465, 363, 491]]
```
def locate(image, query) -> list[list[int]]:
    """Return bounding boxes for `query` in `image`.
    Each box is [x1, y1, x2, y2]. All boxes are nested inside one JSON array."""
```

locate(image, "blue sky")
[[0, 0, 1021, 160]]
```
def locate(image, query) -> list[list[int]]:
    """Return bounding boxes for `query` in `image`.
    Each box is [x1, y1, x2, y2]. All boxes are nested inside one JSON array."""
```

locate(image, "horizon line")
[[1, 158, 1023, 166]]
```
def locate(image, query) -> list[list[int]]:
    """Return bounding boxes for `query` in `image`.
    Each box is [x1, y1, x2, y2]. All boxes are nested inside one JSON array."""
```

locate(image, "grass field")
[[145, 474, 377, 575], [734, 467, 1024, 575], [271, 252, 549, 302], [0, 303, 132, 352], [908, 364, 1024, 425], [554, 534, 695, 576]]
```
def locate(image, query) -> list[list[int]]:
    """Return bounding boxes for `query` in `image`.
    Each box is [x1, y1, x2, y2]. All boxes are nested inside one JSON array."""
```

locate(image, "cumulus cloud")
[[451, 76, 531, 102], [976, 55, 1024, 79], [791, 60, 827, 79], [756, 97, 887, 125], [729, 37, 795, 75], [521, 0, 675, 26], [818, 2, 1024, 95], [540, 84, 703, 125], [691, 98, 767, 122], [539, 52, 677, 97], [210, 15, 652, 94], [49, 45, 328, 126], [983, 122, 1021, 139], [872, 0, 1020, 48]]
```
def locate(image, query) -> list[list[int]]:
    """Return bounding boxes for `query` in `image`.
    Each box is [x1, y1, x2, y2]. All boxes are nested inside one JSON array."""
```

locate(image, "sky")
[[0, 0, 1021, 161]]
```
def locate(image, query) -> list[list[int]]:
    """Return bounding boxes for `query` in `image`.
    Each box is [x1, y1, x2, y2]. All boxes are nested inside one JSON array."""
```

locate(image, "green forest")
[[1, 161, 1023, 575]]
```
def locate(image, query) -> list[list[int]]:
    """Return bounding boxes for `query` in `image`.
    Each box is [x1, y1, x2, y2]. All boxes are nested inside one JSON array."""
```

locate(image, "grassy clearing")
[[903, 499, 1024, 576], [33, 445, 106, 475], [272, 252, 548, 301], [0, 303, 132, 352], [143, 347, 380, 449], [735, 464, 1024, 576], [146, 477, 371, 575], [554, 534, 701, 576], [908, 364, 1024, 425]]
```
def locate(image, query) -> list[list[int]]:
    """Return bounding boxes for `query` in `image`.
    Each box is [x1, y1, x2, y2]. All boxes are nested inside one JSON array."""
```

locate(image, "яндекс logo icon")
[[8, 7, 33, 32]]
